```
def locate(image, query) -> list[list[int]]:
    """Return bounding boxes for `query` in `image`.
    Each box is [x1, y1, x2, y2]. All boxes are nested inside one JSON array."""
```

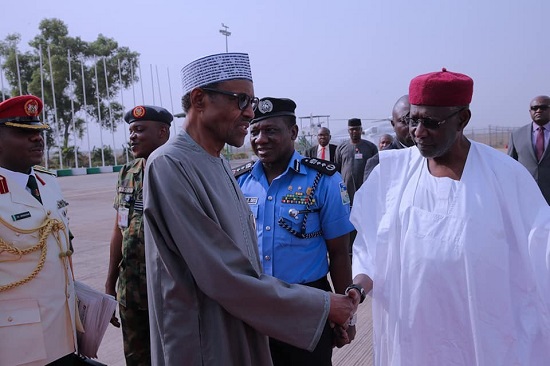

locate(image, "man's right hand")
[[105, 282, 120, 327], [328, 293, 357, 327]]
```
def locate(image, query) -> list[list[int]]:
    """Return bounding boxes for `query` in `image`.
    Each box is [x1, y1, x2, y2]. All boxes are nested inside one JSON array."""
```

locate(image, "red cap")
[[409, 68, 473, 107], [0, 95, 48, 129]]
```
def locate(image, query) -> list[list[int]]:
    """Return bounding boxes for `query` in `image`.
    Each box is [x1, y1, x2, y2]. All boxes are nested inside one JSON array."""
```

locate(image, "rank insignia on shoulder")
[[0, 175, 8, 194], [233, 161, 255, 178], [33, 165, 57, 177], [301, 158, 337, 176]]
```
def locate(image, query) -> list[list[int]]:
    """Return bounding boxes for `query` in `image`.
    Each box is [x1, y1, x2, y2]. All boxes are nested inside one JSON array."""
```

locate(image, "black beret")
[[124, 105, 173, 125], [348, 118, 362, 127], [251, 97, 296, 124]]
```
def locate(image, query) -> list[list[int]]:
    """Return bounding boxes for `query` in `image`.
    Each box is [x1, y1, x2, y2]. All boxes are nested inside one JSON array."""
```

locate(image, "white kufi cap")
[[180, 53, 253, 95]]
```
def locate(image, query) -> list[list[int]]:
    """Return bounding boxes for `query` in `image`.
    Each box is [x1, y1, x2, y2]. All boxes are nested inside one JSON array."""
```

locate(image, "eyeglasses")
[[396, 112, 410, 125], [405, 108, 466, 130], [530, 105, 550, 112], [201, 88, 259, 111]]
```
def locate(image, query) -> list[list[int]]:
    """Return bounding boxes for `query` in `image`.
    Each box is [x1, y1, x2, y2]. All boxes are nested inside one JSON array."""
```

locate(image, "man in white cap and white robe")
[[143, 53, 357, 366]]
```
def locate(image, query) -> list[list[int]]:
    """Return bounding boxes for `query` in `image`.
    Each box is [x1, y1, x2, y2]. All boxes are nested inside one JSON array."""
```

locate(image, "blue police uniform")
[[237, 151, 354, 285]]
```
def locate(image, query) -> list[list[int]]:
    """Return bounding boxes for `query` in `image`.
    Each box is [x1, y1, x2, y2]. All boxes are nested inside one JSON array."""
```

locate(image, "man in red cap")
[[0, 95, 78, 365], [347, 69, 550, 365]]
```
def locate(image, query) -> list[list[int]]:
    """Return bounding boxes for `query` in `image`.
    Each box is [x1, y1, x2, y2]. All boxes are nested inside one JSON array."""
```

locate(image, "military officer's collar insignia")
[[0, 175, 9, 194], [293, 159, 300, 172], [301, 157, 337, 176], [258, 99, 273, 114]]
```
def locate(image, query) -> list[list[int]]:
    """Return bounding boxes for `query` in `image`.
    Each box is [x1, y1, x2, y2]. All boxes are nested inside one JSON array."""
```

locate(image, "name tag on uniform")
[[118, 186, 133, 194], [11, 211, 31, 221], [354, 153, 363, 159], [246, 197, 258, 205], [117, 207, 129, 228]]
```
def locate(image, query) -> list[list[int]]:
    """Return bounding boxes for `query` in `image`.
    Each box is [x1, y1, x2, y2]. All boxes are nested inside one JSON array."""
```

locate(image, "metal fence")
[[464, 126, 517, 149]]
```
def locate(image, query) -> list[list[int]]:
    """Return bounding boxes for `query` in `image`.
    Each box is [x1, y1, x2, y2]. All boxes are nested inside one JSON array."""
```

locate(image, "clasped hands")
[[328, 289, 361, 348]]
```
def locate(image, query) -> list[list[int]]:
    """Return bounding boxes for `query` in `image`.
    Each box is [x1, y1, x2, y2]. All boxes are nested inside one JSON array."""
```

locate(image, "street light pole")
[[219, 23, 231, 53]]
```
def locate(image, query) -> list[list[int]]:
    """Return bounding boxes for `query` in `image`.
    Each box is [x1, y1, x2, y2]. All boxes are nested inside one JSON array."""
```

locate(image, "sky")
[[1, 0, 549, 149]]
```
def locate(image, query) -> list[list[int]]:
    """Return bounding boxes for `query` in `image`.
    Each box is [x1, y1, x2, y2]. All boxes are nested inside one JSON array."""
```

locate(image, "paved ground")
[[60, 172, 373, 365]]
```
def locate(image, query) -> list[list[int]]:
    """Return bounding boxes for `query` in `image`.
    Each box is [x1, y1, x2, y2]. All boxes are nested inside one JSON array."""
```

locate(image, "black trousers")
[[46, 353, 74, 366], [269, 276, 333, 366]]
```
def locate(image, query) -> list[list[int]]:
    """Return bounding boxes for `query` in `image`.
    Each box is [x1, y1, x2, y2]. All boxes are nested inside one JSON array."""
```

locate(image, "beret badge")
[[132, 106, 146, 119], [258, 100, 273, 114], [24, 99, 39, 116]]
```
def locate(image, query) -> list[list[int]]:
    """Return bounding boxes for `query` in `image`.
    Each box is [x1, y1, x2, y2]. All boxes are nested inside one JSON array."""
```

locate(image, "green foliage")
[[91, 145, 115, 166], [0, 18, 140, 154]]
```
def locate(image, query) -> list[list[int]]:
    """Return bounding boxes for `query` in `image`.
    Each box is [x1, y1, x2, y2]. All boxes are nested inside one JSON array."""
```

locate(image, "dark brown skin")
[[409, 105, 471, 180], [530, 95, 550, 127]]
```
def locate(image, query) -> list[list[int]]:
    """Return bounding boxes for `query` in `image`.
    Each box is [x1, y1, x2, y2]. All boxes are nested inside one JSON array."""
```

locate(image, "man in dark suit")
[[508, 95, 550, 204], [305, 127, 337, 162], [363, 95, 414, 181]]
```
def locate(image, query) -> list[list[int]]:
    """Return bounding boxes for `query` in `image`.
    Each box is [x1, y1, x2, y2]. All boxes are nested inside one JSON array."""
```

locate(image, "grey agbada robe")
[[143, 131, 330, 366]]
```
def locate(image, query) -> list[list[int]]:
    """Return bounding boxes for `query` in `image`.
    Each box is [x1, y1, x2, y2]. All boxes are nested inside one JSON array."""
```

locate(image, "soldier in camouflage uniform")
[[105, 105, 172, 366]]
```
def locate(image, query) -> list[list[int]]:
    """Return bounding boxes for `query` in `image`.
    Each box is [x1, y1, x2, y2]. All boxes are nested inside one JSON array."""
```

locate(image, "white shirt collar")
[[0, 166, 37, 190], [532, 121, 550, 131]]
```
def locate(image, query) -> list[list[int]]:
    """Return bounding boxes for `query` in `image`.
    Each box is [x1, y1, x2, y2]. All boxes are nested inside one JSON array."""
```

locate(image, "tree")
[[0, 18, 140, 166]]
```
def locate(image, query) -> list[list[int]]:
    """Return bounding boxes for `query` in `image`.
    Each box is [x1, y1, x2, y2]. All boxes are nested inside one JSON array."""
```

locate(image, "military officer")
[[105, 105, 172, 366], [236, 97, 355, 366], [0, 95, 77, 365]]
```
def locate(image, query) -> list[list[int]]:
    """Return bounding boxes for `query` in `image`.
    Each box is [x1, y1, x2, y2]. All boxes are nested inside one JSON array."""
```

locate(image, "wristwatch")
[[345, 284, 366, 304]]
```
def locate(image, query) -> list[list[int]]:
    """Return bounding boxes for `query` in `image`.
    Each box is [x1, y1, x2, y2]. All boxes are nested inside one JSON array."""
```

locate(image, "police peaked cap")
[[251, 97, 296, 124]]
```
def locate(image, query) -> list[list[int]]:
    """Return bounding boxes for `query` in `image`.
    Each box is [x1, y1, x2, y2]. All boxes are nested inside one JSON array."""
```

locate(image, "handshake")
[[328, 283, 365, 348]]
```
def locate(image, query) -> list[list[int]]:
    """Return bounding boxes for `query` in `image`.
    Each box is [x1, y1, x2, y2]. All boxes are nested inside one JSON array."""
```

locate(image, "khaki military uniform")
[[113, 158, 150, 365], [0, 167, 76, 366]]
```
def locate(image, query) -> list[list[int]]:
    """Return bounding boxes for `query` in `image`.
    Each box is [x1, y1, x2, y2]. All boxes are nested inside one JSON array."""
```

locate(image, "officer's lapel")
[[7, 175, 45, 209]]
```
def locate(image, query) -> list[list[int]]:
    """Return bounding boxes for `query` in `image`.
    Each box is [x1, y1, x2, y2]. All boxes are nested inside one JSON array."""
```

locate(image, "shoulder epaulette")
[[301, 157, 337, 176], [233, 161, 255, 178], [33, 165, 57, 177]]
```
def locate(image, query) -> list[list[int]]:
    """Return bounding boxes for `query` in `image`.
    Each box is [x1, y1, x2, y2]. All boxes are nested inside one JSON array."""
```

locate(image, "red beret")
[[409, 68, 473, 107], [0, 95, 48, 129]]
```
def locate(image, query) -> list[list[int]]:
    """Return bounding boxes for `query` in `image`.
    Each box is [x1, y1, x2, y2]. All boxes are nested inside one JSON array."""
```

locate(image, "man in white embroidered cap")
[[142, 53, 357, 366]]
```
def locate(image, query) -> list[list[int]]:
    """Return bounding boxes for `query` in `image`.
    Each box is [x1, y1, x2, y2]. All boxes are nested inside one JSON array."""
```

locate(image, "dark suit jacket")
[[304, 144, 337, 163], [508, 123, 550, 204]]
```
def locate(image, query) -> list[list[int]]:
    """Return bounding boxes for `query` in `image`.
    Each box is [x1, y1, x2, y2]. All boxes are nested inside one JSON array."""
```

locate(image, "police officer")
[[0, 95, 77, 365], [236, 97, 355, 366], [105, 105, 172, 366]]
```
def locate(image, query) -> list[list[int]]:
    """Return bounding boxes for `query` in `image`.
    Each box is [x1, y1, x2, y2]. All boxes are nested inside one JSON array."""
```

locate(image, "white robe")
[[351, 141, 550, 366]]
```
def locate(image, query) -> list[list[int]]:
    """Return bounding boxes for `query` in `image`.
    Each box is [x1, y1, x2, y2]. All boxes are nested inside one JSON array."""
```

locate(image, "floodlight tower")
[[219, 23, 231, 53]]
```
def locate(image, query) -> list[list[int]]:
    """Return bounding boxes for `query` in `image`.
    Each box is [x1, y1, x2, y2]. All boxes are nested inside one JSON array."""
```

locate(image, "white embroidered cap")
[[180, 53, 253, 95]]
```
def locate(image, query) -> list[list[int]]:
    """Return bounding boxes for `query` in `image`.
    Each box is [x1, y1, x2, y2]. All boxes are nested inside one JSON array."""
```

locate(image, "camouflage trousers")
[[119, 304, 150, 366]]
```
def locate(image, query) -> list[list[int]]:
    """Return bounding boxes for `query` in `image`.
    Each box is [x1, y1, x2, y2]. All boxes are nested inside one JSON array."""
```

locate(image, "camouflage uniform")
[[113, 158, 150, 366]]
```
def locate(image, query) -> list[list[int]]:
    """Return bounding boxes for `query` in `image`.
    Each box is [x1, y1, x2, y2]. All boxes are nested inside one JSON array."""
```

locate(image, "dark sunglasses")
[[201, 88, 259, 111], [405, 108, 466, 130], [530, 105, 550, 112], [396, 112, 410, 124]]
